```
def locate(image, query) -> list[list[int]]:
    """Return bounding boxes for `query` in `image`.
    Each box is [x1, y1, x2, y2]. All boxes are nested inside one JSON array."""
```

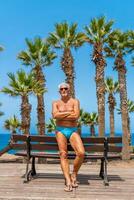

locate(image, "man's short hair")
[[58, 82, 70, 90]]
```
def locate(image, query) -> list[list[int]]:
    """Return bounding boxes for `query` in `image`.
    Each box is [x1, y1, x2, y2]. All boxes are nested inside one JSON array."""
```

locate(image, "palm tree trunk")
[[115, 55, 130, 160], [78, 126, 81, 135], [108, 94, 115, 136], [90, 125, 95, 137], [21, 95, 31, 135], [37, 95, 45, 135], [128, 116, 131, 145], [34, 65, 45, 135], [61, 48, 75, 98], [109, 108, 114, 137], [93, 42, 106, 136]]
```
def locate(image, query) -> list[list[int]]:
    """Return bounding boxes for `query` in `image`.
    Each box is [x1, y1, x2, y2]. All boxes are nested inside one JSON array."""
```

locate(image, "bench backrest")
[[28, 135, 122, 153], [10, 134, 122, 154], [11, 134, 29, 150]]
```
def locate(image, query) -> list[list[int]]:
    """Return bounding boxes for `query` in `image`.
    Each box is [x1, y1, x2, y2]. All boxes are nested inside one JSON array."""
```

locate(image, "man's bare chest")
[[57, 102, 74, 112]]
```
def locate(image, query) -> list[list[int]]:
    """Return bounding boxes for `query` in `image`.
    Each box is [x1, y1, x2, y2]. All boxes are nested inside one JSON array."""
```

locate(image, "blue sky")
[[0, 0, 134, 134]]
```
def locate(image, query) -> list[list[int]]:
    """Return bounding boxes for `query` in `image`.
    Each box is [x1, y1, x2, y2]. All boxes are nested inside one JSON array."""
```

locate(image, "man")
[[52, 82, 85, 192]]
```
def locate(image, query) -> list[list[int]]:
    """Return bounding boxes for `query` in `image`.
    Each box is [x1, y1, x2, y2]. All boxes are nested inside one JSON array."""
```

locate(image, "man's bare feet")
[[64, 179, 73, 192], [71, 173, 78, 188]]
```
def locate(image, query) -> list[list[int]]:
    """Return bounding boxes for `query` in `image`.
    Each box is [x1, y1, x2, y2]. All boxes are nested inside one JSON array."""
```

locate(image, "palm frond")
[[4, 115, 21, 133], [106, 30, 130, 56], [18, 38, 56, 67], [2, 70, 46, 97], [46, 118, 56, 133], [105, 77, 119, 94], [17, 51, 32, 66], [48, 22, 85, 49], [85, 16, 114, 44]]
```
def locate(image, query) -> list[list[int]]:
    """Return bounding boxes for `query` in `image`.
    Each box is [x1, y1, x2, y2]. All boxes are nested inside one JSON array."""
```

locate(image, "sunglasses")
[[60, 87, 68, 91]]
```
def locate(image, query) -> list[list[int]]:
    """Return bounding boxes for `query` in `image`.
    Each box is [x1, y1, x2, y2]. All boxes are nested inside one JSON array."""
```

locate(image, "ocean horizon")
[[0, 132, 134, 153]]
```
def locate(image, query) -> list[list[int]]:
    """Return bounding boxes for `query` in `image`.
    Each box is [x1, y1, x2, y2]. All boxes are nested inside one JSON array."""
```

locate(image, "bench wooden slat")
[[84, 145, 105, 152], [12, 134, 28, 142], [30, 135, 57, 143], [108, 145, 122, 152], [12, 143, 27, 150], [30, 136, 108, 144], [30, 144, 59, 151], [81, 137, 105, 143], [30, 144, 107, 152], [12, 144, 122, 153], [107, 137, 122, 143], [13, 135, 122, 144]]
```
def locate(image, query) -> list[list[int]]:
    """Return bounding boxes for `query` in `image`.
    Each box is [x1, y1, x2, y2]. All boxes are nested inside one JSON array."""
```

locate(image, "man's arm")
[[52, 101, 72, 119], [64, 99, 80, 120]]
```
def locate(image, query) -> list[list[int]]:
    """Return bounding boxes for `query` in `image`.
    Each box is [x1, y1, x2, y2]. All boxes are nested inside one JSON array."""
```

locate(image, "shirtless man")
[[52, 82, 85, 192]]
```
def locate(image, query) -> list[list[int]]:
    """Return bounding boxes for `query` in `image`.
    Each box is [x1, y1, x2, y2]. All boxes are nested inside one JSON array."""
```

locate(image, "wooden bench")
[[7, 134, 123, 186]]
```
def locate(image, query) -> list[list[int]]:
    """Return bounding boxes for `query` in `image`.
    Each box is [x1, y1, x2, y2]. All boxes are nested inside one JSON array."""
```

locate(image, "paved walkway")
[[0, 159, 134, 200]]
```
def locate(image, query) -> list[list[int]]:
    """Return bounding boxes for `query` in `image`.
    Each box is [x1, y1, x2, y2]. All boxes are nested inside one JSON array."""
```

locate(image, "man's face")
[[59, 86, 70, 97]]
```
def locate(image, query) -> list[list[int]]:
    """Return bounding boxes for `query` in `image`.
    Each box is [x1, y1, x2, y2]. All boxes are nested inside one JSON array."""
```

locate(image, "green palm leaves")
[[2, 70, 45, 96], [85, 16, 114, 43], [117, 99, 134, 114], [46, 118, 56, 133], [2, 70, 44, 134], [18, 37, 57, 67], [105, 77, 119, 94], [82, 112, 98, 136], [105, 77, 119, 136], [4, 115, 21, 134], [47, 22, 85, 49], [105, 30, 130, 58]]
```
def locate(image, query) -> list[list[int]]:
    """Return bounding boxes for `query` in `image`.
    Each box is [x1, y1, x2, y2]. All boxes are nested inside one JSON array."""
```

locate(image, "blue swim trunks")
[[56, 126, 78, 139]]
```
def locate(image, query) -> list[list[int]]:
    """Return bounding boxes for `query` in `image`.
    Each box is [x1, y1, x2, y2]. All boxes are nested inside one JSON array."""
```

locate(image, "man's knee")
[[59, 151, 68, 159], [76, 150, 85, 158]]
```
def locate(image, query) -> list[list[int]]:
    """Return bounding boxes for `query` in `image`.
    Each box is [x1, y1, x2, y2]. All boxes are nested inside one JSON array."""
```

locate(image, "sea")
[[0, 132, 134, 154]]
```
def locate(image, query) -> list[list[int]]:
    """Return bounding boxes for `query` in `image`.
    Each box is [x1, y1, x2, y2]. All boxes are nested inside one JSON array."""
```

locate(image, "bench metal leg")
[[23, 157, 37, 183], [103, 159, 109, 186], [31, 157, 36, 176], [23, 157, 31, 183], [99, 158, 104, 179]]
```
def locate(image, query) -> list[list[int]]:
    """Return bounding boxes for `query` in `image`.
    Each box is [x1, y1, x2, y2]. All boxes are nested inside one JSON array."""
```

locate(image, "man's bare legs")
[[56, 131, 85, 190], [69, 132, 85, 186], [56, 132, 72, 191]]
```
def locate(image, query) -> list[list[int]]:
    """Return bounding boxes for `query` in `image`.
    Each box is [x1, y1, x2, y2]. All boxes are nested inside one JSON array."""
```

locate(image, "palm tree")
[[47, 22, 85, 97], [0, 103, 4, 117], [18, 37, 56, 135], [46, 118, 56, 133], [84, 16, 114, 136], [105, 30, 131, 159], [4, 115, 21, 134], [105, 77, 119, 136], [117, 99, 134, 144], [83, 112, 98, 137], [77, 109, 87, 135], [2, 70, 45, 135], [126, 100, 134, 140]]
